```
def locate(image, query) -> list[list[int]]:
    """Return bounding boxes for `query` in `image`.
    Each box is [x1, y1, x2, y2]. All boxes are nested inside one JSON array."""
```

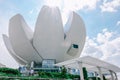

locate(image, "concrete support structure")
[[30, 61, 34, 68], [109, 70, 114, 80], [56, 56, 120, 80], [97, 67, 103, 80], [77, 62, 84, 80], [115, 73, 118, 80], [114, 72, 118, 80], [94, 72, 99, 80]]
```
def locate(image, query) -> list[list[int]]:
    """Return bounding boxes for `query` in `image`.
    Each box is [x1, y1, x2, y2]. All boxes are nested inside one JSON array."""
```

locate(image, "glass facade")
[[42, 59, 55, 68], [73, 44, 78, 49]]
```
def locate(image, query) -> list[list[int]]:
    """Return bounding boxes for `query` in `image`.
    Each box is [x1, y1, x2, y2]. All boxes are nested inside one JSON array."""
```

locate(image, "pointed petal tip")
[[10, 14, 23, 21], [42, 5, 49, 8], [42, 5, 59, 9], [72, 11, 84, 21], [40, 5, 60, 13], [2, 34, 6, 37], [2, 34, 9, 41]]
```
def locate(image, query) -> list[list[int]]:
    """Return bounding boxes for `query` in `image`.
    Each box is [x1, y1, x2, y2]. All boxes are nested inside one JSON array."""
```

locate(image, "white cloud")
[[100, 0, 120, 12], [82, 37, 103, 58], [96, 29, 113, 44], [44, 0, 99, 11], [62, 0, 99, 25], [82, 28, 120, 67], [43, 0, 100, 25], [29, 9, 34, 14], [81, 28, 120, 79], [28, 0, 100, 25], [117, 21, 120, 26]]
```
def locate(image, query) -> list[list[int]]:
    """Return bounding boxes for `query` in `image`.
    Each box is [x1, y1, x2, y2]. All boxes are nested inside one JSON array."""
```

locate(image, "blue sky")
[[1, 0, 120, 37], [0, 0, 120, 78], [79, 6, 120, 37]]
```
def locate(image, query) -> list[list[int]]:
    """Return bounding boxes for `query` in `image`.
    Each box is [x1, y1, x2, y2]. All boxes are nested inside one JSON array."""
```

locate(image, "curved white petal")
[[3, 34, 27, 65], [0, 63, 5, 67], [64, 12, 86, 60], [9, 14, 42, 63], [33, 6, 64, 62]]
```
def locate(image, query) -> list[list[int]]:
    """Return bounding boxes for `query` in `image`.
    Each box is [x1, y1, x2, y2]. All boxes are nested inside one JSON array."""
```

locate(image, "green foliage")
[[103, 75, 107, 80], [67, 73, 80, 79], [38, 71, 59, 78], [38, 71, 50, 78], [83, 67, 88, 80], [38, 71, 80, 79], [49, 72, 61, 78], [0, 67, 80, 79], [61, 66, 67, 74], [0, 67, 20, 76], [88, 77, 101, 80], [60, 65, 67, 78]]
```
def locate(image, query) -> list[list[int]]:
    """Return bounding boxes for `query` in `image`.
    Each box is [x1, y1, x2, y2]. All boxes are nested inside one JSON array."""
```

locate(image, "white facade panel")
[[3, 34, 27, 65], [33, 6, 65, 62], [9, 14, 42, 64], [64, 12, 86, 60]]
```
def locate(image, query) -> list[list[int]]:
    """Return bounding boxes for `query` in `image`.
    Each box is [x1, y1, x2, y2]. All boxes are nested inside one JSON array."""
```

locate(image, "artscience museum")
[[3, 5, 86, 67], [2, 5, 120, 80]]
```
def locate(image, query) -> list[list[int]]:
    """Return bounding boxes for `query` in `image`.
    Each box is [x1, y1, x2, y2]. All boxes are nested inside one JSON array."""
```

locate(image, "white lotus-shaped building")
[[3, 6, 86, 65]]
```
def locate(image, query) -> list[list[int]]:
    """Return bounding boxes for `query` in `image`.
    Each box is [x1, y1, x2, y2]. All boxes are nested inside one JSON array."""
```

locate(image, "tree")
[[61, 65, 67, 78]]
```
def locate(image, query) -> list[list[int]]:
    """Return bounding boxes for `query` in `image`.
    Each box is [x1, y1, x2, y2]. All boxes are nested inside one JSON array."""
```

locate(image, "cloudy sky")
[[0, 0, 120, 77]]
